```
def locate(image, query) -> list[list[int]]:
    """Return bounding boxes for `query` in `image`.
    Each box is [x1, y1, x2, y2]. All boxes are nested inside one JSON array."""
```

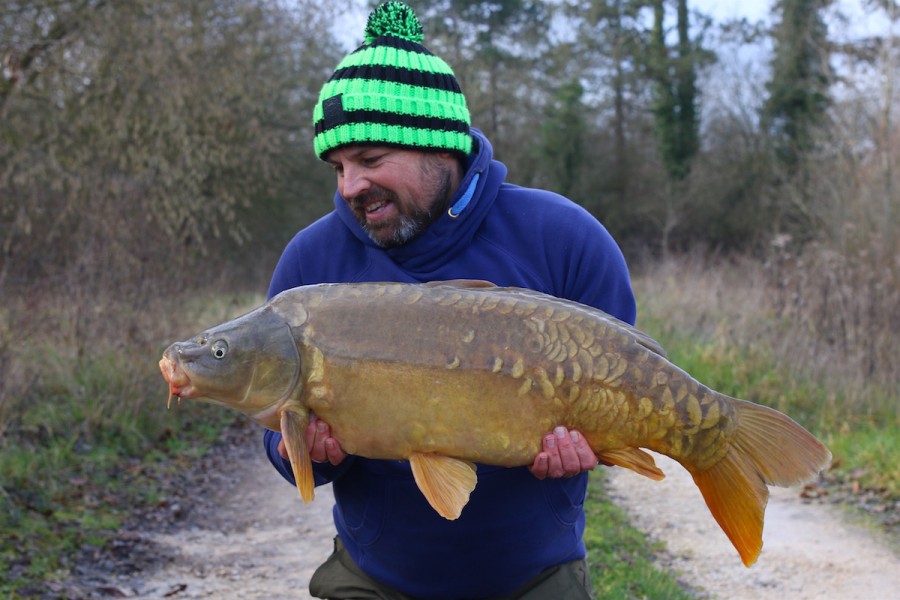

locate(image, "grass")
[[0, 396, 235, 597], [2, 250, 896, 596], [584, 474, 694, 599], [826, 423, 900, 498], [0, 286, 262, 597], [632, 254, 900, 502]]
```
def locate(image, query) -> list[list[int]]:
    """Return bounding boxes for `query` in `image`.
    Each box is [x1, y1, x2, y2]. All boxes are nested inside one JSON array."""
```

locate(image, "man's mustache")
[[350, 187, 396, 210]]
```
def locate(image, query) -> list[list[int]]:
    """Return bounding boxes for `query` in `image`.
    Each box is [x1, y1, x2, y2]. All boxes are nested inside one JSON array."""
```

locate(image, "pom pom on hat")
[[313, 1, 471, 160], [364, 1, 424, 44]]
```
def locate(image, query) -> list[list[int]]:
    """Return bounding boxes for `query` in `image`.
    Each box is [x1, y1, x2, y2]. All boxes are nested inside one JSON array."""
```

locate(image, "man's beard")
[[355, 160, 454, 249], [356, 191, 434, 248]]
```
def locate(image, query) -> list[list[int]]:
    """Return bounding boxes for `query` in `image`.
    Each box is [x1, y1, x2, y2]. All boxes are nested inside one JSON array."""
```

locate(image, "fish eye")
[[211, 340, 228, 359]]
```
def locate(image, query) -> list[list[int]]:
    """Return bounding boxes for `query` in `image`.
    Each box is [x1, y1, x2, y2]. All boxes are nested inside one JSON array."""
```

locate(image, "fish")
[[158, 280, 831, 566]]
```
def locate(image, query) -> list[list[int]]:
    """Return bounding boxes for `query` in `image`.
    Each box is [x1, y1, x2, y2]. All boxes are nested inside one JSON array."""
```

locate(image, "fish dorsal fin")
[[280, 407, 315, 504], [597, 447, 666, 481], [409, 453, 478, 520], [423, 279, 497, 289]]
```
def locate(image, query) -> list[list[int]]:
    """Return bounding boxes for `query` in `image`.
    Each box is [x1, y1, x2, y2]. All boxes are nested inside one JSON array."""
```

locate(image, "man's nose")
[[339, 165, 370, 199]]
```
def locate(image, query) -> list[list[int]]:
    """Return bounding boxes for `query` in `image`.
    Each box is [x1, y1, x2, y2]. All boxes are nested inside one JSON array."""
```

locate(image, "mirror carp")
[[159, 280, 831, 566]]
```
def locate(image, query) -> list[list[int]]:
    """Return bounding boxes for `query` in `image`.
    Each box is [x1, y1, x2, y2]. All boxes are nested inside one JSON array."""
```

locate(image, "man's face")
[[327, 146, 457, 248]]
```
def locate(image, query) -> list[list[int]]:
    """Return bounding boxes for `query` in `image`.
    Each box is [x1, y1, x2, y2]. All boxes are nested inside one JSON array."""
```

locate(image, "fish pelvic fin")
[[596, 447, 665, 481], [409, 453, 477, 520], [689, 398, 832, 567], [280, 407, 315, 505]]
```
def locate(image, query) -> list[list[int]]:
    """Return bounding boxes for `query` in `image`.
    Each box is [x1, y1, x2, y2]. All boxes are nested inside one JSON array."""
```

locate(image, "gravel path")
[[126, 439, 335, 600], [90, 433, 898, 599], [604, 452, 900, 599]]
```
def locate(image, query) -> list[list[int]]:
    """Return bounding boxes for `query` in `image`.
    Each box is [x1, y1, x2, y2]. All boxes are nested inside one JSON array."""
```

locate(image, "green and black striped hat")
[[313, 1, 472, 160]]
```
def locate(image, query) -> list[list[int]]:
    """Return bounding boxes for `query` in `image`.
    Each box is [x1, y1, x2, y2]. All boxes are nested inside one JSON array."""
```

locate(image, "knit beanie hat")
[[313, 1, 472, 160]]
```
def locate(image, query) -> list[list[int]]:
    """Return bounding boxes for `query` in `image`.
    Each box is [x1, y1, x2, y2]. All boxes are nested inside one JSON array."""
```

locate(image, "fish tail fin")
[[689, 398, 831, 567], [280, 407, 315, 504]]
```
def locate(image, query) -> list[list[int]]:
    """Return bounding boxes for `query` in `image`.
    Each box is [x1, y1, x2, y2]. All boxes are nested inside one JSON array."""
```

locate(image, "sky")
[[695, 0, 770, 22], [331, 1, 895, 51], [328, 0, 896, 110]]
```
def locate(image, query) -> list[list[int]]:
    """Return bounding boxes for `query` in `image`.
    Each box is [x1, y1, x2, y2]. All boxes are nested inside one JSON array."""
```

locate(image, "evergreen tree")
[[408, 0, 550, 155], [763, 0, 833, 168], [566, 0, 648, 207], [536, 79, 587, 198], [648, 0, 701, 181]]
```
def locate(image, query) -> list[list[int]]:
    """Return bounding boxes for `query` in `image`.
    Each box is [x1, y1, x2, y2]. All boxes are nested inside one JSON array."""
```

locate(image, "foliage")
[[407, 0, 553, 167], [0, 0, 340, 288], [0, 0, 898, 591], [0, 281, 259, 594], [0, 403, 236, 596], [534, 79, 588, 198], [633, 253, 899, 506], [827, 423, 900, 498], [647, 0, 701, 182], [763, 0, 834, 169]]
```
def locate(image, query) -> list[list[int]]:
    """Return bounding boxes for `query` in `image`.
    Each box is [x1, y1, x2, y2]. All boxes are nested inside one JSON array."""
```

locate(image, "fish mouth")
[[158, 354, 197, 408]]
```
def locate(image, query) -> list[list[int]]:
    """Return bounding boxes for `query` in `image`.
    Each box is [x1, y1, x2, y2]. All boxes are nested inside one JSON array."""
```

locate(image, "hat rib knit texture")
[[313, 1, 472, 159]]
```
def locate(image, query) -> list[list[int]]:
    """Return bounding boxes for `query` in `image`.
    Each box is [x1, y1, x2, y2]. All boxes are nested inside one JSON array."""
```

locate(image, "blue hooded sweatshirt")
[[264, 129, 636, 599]]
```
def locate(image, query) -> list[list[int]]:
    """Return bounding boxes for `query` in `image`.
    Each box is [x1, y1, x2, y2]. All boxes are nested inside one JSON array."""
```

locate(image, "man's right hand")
[[277, 415, 348, 465]]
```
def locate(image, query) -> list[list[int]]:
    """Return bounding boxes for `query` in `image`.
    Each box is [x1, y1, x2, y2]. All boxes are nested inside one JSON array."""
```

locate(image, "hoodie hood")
[[332, 128, 507, 278]]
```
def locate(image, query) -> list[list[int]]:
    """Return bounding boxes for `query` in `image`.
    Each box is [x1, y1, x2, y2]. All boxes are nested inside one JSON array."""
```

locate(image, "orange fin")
[[689, 398, 832, 567], [597, 447, 665, 481], [280, 407, 315, 504], [409, 453, 478, 520]]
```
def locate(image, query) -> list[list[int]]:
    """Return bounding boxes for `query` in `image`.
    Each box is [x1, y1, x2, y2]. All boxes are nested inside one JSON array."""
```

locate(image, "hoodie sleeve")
[[263, 429, 355, 486]]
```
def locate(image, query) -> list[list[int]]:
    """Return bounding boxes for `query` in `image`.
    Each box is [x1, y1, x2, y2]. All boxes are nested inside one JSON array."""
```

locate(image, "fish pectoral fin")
[[424, 279, 496, 289], [409, 453, 477, 521], [280, 407, 315, 504], [596, 447, 665, 481]]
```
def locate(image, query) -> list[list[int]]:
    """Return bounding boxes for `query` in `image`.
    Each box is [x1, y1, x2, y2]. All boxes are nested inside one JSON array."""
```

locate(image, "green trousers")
[[309, 536, 593, 600]]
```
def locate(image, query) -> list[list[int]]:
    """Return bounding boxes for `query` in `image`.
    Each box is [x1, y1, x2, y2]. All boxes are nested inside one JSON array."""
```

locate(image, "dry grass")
[[633, 243, 899, 426], [0, 258, 269, 447]]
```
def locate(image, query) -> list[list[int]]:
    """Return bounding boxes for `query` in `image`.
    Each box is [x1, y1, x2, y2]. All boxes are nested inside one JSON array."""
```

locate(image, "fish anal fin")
[[280, 408, 315, 504], [597, 447, 665, 481], [409, 453, 478, 520]]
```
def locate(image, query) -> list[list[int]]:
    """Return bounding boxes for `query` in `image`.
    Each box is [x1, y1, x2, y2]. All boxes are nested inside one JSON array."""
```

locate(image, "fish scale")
[[160, 279, 831, 567]]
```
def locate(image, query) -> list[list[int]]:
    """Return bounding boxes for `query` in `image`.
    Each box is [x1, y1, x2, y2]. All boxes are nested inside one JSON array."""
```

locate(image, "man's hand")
[[277, 415, 348, 465], [529, 426, 598, 480]]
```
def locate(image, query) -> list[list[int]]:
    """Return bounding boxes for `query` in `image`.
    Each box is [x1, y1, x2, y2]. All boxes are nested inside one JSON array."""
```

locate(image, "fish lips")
[[159, 347, 198, 399]]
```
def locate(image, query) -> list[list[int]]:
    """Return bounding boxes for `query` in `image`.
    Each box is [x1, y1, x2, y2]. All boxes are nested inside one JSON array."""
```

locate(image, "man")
[[263, 3, 636, 598]]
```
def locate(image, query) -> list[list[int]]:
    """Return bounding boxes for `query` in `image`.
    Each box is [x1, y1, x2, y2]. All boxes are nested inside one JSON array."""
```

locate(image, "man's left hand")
[[529, 426, 598, 479]]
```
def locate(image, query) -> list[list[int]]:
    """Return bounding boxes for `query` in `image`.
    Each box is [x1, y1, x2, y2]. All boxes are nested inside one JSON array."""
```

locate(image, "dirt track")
[[76, 429, 899, 599], [605, 452, 900, 599]]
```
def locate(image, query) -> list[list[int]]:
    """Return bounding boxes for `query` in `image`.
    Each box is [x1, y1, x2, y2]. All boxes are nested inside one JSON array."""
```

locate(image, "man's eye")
[[362, 155, 383, 166]]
